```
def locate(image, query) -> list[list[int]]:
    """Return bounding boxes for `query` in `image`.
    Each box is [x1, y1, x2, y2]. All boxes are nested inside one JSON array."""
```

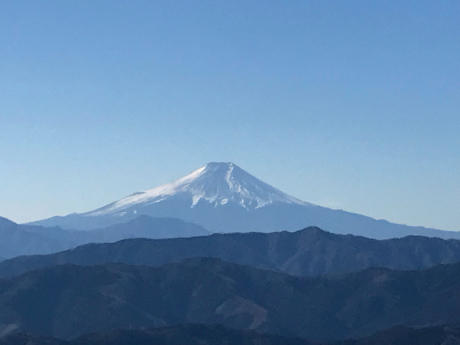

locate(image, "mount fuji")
[[30, 162, 459, 239]]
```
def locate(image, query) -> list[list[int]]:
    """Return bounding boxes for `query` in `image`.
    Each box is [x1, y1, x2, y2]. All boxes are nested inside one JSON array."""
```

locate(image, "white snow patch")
[[192, 195, 203, 207], [85, 162, 311, 216]]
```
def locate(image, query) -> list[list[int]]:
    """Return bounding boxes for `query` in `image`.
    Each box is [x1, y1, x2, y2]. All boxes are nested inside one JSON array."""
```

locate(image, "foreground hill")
[[1, 258, 460, 340], [338, 324, 460, 345], [0, 216, 208, 259], [30, 162, 459, 239], [2, 323, 460, 345], [2, 226, 460, 279]]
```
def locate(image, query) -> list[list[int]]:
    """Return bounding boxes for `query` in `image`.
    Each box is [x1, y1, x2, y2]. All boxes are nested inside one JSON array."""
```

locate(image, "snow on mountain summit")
[[29, 162, 456, 239], [86, 162, 309, 216]]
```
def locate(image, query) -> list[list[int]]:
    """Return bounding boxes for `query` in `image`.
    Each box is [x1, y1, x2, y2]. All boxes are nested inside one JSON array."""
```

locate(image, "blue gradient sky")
[[1, 1, 459, 230]]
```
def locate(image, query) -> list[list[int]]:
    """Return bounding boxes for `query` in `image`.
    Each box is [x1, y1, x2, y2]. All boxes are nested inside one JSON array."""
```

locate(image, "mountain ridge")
[[3, 226, 460, 279], [0, 215, 209, 259], [2, 323, 460, 345], [2, 258, 460, 340], [28, 162, 459, 239], [87, 162, 309, 216]]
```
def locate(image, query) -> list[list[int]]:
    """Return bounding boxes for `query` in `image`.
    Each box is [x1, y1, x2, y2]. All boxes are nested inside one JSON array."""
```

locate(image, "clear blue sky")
[[1, 1, 459, 231]]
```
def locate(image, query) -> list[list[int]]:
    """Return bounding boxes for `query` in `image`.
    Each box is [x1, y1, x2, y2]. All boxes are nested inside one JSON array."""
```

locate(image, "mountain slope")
[[0, 217, 72, 259], [3, 323, 460, 345], [2, 226, 460, 279], [0, 216, 208, 259], [29, 162, 459, 239], [88, 215, 209, 241], [1, 259, 460, 340], [88, 162, 308, 214], [0, 324, 314, 345], [338, 324, 460, 345]]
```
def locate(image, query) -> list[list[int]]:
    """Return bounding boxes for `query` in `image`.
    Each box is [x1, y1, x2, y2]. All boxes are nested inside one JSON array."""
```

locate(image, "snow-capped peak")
[[86, 162, 309, 216]]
